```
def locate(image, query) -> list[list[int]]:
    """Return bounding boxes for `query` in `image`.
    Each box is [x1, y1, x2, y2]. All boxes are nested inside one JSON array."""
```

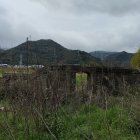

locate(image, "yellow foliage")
[[131, 49, 140, 69]]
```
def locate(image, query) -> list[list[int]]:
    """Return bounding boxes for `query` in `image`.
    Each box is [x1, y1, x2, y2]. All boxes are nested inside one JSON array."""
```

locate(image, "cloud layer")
[[0, 0, 140, 52], [35, 0, 140, 16]]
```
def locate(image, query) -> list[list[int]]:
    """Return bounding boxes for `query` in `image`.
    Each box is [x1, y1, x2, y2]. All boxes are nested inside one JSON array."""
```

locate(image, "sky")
[[0, 0, 140, 52]]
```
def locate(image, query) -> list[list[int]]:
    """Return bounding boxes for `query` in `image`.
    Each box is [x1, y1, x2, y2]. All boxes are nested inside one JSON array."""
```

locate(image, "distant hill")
[[90, 51, 133, 67], [0, 48, 4, 53], [0, 39, 100, 65], [105, 51, 133, 66], [90, 51, 117, 60], [104, 51, 133, 67]]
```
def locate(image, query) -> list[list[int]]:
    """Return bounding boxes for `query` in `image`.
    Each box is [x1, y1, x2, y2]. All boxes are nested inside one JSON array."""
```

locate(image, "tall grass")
[[0, 105, 137, 140], [0, 69, 140, 140]]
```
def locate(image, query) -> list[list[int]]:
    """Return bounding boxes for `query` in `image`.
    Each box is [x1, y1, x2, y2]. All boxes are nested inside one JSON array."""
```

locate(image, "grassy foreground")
[[0, 73, 139, 140], [0, 104, 138, 140]]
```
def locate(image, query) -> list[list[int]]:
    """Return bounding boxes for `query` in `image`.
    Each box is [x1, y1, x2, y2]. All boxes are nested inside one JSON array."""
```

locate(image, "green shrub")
[[0, 104, 138, 140]]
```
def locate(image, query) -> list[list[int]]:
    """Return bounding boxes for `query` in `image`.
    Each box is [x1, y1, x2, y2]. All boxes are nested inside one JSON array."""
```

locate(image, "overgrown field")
[[0, 67, 34, 78], [0, 72, 140, 140], [0, 105, 138, 140]]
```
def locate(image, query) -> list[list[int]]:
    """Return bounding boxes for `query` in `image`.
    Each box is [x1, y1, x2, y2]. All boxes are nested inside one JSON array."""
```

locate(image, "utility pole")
[[54, 47, 56, 64], [19, 54, 23, 67], [29, 35, 31, 41], [26, 37, 29, 74]]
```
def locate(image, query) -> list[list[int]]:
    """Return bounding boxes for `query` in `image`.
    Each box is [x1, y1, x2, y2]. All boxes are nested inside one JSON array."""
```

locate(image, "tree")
[[131, 49, 140, 69]]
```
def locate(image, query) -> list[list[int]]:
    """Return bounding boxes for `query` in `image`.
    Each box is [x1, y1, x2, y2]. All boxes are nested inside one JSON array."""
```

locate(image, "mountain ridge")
[[0, 39, 100, 65], [0, 48, 4, 52], [90, 51, 133, 67], [90, 51, 117, 60], [105, 51, 133, 66]]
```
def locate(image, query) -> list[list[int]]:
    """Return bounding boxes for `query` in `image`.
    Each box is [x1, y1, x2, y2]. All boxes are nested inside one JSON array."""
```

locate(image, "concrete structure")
[[40, 65, 140, 94]]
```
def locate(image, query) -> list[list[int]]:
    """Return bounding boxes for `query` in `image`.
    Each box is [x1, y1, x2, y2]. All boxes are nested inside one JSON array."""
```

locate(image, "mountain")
[[90, 51, 134, 67], [0, 39, 100, 65], [104, 51, 133, 67], [90, 51, 117, 60], [0, 48, 4, 53]]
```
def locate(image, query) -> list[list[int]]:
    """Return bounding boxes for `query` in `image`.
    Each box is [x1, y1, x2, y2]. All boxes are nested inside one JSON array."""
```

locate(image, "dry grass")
[[0, 69, 139, 139]]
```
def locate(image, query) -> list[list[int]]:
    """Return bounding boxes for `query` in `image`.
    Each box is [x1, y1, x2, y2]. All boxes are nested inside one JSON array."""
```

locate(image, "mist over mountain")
[[90, 51, 117, 60], [105, 51, 133, 66], [90, 51, 133, 67], [0, 39, 100, 65]]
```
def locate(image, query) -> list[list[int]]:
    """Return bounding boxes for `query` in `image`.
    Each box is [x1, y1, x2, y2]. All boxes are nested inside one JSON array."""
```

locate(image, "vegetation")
[[0, 39, 100, 65], [76, 73, 87, 89], [0, 49, 3, 52], [0, 105, 138, 140], [90, 51, 133, 67], [105, 51, 133, 67], [0, 68, 34, 79], [131, 49, 140, 69], [0, 68, 139, 140], [0, 69, 3, 78]]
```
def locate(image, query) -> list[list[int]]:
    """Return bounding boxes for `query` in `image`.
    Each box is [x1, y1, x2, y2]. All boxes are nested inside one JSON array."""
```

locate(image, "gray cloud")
[[0, 16, 40, 48], [74, 0, 140, 16], [33, 0, 140, 16], [0, 0, 140, 52], [0, 6, 7, 16]]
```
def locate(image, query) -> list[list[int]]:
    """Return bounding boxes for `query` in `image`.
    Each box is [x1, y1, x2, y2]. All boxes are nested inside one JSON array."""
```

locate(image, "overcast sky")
[[0, 0, 140, 52]]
